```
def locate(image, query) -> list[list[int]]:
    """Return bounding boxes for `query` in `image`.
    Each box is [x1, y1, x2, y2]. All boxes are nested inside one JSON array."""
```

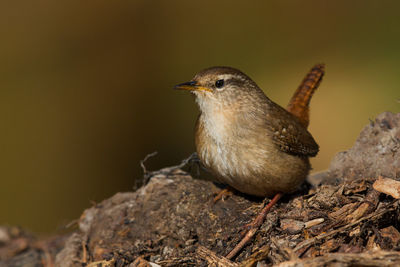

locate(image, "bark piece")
[[280, 219, 305, 234], [373, 176, 400, 199]]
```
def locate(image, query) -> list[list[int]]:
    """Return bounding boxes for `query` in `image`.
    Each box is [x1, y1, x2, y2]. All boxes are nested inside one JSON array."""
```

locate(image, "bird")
[[175, 64, 324, 259], [175, 66, 319, 196]]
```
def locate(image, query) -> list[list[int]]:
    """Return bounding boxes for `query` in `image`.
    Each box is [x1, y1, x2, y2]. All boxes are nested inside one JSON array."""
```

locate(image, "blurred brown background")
[[0, 1, 399, 234]]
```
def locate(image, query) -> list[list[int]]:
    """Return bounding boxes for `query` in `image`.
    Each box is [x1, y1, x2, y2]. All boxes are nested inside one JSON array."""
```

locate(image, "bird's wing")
[[266, 103, 319, 157]]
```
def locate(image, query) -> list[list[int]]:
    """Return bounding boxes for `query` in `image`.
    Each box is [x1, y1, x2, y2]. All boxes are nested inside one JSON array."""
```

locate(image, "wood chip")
[[304, 218, 324, 229], [320, 239, 340, 253], [130, 257, 161, 267], [373, 176, 400, 199], [349, 226, 361, 237], [328, 203, 357, 220], [345, 202, 370, 222], [366, 235, 379, 250], [380, 226, 400, 244], [196, 246, 238, 267], [280, 219, 305, 234]]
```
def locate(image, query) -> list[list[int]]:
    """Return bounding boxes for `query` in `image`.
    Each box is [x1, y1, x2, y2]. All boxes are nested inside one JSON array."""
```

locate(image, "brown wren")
[[175, 66, 319, 197]]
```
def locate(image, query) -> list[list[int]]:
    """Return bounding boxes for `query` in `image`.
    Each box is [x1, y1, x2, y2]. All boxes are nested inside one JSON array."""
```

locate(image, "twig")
[[141, 152, 199, 185], [226, 193, 282, 260], [81, 240, 88, 264], [64, 219, 79, 229], [86, 259, 115, 267], [140, 151, 159, 175]]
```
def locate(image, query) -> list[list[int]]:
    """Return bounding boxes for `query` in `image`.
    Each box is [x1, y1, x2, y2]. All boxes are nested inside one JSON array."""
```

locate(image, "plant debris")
[[1, 112, 400, 267]]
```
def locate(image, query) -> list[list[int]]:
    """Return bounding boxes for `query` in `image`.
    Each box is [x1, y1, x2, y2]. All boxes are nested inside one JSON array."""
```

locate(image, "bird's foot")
[[213, 187, 235, 203]]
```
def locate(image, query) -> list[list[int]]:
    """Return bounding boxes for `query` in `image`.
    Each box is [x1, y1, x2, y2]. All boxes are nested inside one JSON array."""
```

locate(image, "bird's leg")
[[213, 186, 236, 203], [225, 193, 283, 260]]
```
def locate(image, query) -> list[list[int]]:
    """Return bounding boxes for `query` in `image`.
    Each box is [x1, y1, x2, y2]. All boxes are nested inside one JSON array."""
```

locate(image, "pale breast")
[[195, 111, 310, 197], [195, 108, 270, 180], [195, 109, 232, 177]]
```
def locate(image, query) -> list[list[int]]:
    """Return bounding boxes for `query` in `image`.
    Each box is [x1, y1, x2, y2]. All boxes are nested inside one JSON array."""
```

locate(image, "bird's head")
[[175, 66, 266, 111]]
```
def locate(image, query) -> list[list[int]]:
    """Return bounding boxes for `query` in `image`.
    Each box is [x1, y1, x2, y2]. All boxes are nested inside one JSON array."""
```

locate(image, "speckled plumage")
[[178, 66, 319, 197]]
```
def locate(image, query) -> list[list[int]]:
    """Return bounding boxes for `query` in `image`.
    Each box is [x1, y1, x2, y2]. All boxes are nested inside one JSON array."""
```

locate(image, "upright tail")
[[287, 64, 325, 129]]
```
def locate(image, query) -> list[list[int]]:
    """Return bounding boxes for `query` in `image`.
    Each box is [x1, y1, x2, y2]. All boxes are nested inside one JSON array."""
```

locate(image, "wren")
[[175, 66, 319, 197]]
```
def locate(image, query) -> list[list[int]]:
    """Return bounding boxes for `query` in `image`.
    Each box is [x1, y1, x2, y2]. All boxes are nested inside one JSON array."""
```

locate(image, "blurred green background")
[[0, 1, 399, 234]]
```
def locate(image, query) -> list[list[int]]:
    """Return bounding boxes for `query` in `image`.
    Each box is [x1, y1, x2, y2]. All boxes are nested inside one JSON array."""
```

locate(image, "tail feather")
[[287, 64, 325, 129]]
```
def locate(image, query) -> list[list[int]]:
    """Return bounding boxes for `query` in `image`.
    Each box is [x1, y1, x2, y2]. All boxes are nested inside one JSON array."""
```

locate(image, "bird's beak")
[[174, 81, 212, 93]]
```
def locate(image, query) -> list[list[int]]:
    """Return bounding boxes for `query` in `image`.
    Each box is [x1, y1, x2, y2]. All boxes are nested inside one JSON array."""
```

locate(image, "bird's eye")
[[215, 79, 224, 89]]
